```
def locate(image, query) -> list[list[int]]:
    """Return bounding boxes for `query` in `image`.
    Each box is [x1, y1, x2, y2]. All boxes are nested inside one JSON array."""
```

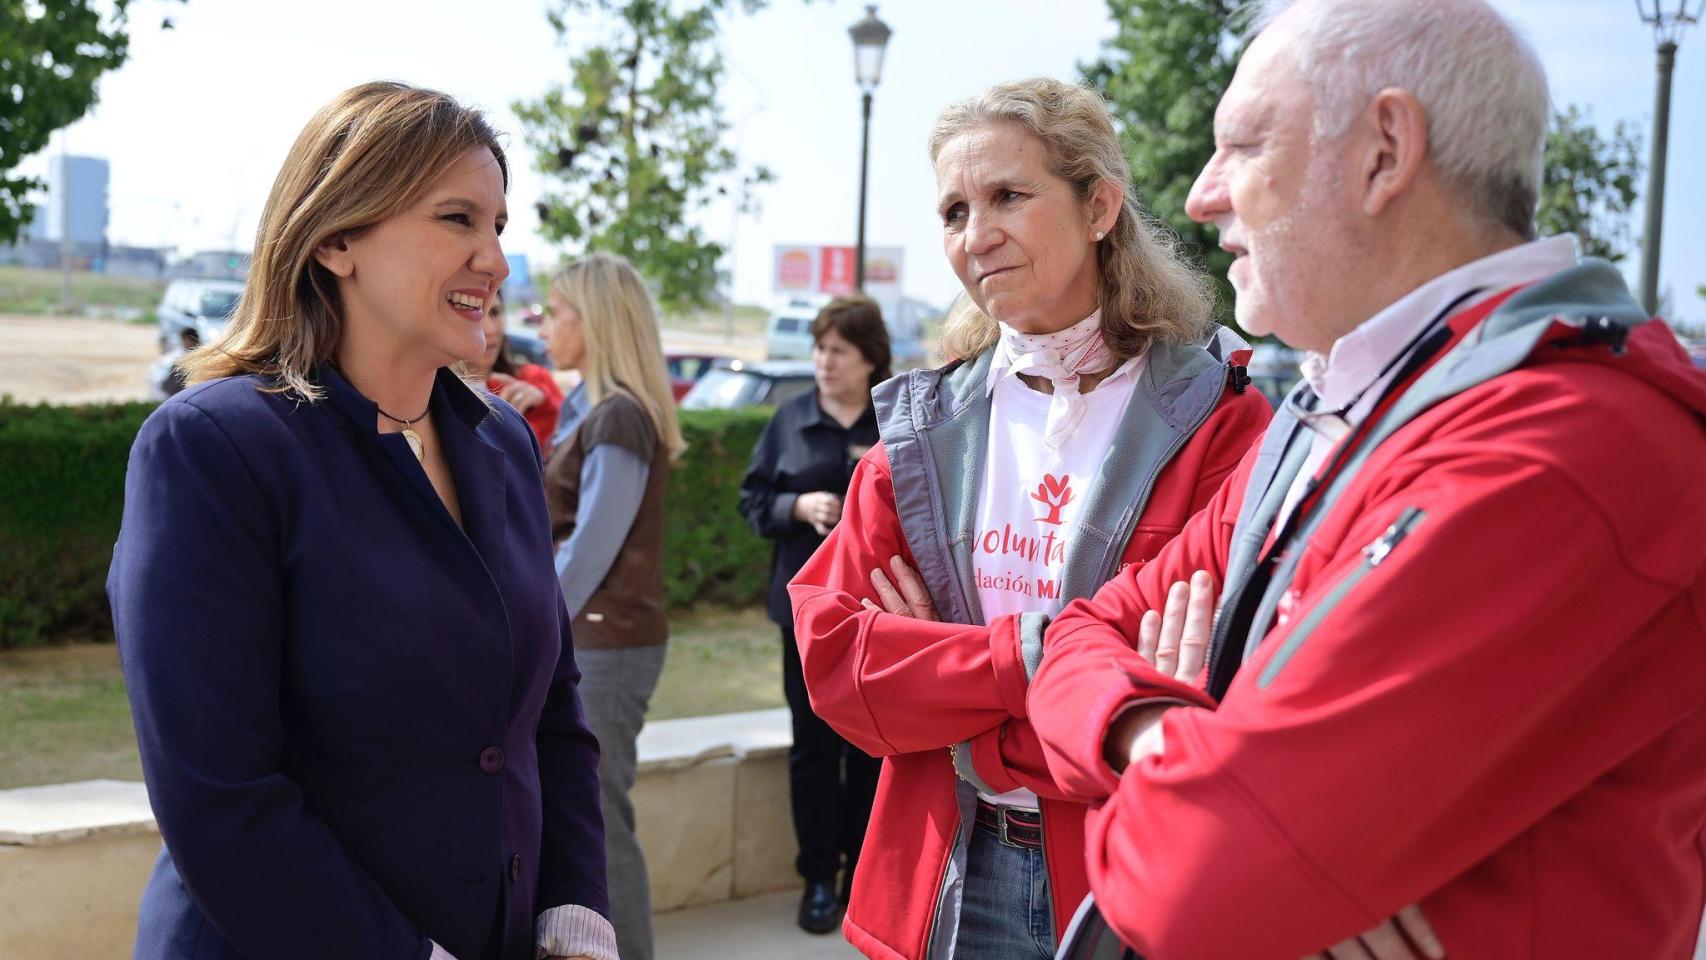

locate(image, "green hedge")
[[0, 400, 775, 649], [662, 408, 774, 609]]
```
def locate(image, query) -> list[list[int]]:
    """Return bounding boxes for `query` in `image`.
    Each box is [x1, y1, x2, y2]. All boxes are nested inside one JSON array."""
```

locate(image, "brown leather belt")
[[974, 798, 1043, 849]]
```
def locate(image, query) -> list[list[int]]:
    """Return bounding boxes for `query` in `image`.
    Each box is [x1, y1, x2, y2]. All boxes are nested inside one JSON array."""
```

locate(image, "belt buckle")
[[996, 807, 1014, 847]]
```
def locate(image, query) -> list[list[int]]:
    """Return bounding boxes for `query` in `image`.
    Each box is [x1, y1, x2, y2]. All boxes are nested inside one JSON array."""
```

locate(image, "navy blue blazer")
[[108, 365, 608, 960]]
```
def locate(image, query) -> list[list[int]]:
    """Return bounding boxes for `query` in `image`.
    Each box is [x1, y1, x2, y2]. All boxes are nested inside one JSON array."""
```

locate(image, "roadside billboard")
[[773, 244, 903, 300]]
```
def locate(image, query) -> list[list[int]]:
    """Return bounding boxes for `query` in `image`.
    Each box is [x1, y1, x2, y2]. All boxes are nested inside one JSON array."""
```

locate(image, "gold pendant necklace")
[[376, 403, 430, 462]]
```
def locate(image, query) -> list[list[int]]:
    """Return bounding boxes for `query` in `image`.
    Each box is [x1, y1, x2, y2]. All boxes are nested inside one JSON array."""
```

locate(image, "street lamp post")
[[849, 5, 891, 292], [1635, 0, 1701, 316]]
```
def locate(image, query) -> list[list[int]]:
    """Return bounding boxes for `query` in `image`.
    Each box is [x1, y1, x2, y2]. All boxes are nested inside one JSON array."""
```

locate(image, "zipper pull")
[[1363, 507, 1426, 567]]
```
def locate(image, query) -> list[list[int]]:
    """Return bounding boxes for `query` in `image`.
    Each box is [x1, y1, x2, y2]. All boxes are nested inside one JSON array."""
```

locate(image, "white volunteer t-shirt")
[[972, 355, 1143, 809]]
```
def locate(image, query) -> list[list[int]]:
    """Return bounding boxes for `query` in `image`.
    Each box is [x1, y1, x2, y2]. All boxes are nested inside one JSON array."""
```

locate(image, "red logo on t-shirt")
[[1030, 473, 1074, 525]]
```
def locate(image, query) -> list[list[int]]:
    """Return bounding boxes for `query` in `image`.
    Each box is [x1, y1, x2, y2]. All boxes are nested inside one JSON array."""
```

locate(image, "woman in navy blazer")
[[107, 82, 612, 960]]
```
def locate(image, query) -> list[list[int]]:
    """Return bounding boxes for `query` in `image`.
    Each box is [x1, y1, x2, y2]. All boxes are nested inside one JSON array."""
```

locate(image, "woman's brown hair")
[[179, 81, 508, 399], [811, 296, 892, 390]]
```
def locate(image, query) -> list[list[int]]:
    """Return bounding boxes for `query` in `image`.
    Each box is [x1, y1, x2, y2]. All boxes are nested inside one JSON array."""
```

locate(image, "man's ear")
[[1088, 177, 1124, 239], [1358, 87, 1430, 218], [313, 233, 356, 278]]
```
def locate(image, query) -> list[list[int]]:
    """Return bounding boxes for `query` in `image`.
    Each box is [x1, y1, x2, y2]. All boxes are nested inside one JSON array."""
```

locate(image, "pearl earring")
[[1094, 231, 1105, 241]]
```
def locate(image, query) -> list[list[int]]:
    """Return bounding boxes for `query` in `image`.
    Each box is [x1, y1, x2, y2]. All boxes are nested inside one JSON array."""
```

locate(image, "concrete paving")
[[654, 890, 862, 960]]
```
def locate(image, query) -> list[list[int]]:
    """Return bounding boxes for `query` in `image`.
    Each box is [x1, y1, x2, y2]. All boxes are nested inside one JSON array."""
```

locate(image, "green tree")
[[1081, 0, 1245, 323], [0, 0, 181, 244], [514, 0, 773, 312], [1536, 106, 1642, 263]]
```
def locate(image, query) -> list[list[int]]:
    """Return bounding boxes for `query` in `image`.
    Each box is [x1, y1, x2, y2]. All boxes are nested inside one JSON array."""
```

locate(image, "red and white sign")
[[773, 244, 904, 299], [820, 246, 857, 294]]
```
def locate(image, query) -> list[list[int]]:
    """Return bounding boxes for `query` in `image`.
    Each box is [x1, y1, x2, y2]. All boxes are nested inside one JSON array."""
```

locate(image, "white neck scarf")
[[991, 310, 1112, 448]]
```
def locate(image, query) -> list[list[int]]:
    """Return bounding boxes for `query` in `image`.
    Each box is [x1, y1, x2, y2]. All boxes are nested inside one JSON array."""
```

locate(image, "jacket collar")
[[315, 363, 509, 582], [873, 329, 1248, 622], [317, 363, 493, 434]]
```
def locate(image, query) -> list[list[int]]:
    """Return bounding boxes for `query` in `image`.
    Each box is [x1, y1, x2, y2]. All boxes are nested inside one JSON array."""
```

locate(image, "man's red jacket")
[[1029, 264, 1706, 959]]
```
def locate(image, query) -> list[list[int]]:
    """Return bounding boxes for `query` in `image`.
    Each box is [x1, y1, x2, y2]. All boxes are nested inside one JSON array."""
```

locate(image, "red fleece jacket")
[[1028, 314, 1706, 959]]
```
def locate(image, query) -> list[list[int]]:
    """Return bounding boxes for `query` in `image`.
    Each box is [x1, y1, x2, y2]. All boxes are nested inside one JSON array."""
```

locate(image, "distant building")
[[0, 238, 101, 270], [34, 155, 110, 246], [172, 250, 250, 281], [105, 245, 171, 279]]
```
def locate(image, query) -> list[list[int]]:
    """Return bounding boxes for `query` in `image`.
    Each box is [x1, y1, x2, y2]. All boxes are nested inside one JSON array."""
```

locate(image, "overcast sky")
[[18, 0, 1706, 323]]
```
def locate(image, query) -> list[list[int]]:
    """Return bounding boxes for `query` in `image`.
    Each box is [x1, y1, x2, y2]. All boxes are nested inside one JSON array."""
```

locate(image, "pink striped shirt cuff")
[[425, 904, 617, 960], [536, 904, 620, 960]]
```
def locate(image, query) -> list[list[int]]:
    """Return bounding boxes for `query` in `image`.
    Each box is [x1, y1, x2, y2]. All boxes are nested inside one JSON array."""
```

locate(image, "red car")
[[666, 352, 730, 402]]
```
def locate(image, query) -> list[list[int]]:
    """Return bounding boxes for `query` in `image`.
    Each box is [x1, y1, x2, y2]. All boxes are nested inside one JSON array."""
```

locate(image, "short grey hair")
[[1254, 0, 1550, 238]]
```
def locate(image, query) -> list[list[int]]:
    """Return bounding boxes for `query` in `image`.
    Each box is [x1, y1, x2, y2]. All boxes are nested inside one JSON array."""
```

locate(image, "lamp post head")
[[850, 5, 892, 93], [1636, 0, 1703, 46]]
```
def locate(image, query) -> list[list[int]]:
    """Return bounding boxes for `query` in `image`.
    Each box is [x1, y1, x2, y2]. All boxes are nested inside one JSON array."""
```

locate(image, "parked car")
[[156, 279, 244, 352], [666, 352, 731, 402], [766, 296, 934, 371], [502, 327, 553, 369], [889, 336, 931, 372], [680, 359, 815, 410], [1247, 342, 1305, 407], [763, 298, 827, 360]]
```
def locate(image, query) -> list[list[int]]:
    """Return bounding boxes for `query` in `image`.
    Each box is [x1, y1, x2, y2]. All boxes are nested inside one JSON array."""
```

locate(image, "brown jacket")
[[543, 390, 669, 650]]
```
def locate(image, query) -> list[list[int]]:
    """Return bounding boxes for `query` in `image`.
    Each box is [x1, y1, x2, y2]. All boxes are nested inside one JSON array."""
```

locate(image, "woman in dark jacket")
[[109, 82, 612, 960], [738, 296, 891, 935]]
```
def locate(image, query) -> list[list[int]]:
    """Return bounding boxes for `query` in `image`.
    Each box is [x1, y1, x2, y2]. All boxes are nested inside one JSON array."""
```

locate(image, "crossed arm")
[[877, 558, 1442, 960]]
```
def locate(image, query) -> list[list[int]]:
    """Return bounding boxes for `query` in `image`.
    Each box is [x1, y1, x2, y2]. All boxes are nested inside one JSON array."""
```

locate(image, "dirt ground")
[[0, 314, 766, 407], [1, 315, 160, 405]]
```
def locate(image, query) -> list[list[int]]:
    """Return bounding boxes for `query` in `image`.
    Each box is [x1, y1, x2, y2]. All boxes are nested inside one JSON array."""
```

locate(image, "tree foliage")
[[0, 0, 180, 244], [1537, 106, 1642, 263], [1081, 0, 1245, 323], [514, 0, 773, 312]]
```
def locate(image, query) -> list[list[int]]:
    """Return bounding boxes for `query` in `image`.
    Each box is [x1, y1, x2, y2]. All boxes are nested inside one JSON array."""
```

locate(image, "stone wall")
[[0, 708, 797, 958]]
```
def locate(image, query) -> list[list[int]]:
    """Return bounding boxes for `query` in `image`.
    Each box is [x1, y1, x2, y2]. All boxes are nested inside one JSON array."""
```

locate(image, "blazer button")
[[509, 854, 522, 884], [479, 747, 505, 773]]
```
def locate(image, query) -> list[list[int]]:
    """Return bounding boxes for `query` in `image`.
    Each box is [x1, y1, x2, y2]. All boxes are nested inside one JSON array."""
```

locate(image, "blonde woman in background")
[[538, 252, 685, 960]]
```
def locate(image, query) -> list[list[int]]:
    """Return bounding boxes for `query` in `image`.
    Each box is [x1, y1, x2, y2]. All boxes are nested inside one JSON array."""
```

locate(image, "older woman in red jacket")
[[787, 77, 1270, 960]]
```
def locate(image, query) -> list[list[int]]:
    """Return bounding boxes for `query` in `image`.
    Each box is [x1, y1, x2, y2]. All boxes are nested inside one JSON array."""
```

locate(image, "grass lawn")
[[659, 304, 768, 339], [0, 606, 784, 790], [0, 265, 167, 317]]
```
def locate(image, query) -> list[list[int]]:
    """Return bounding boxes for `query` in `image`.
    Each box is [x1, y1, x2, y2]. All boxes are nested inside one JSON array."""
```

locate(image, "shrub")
[[0, 401, 156, 646], [0, 400, 777, 648]]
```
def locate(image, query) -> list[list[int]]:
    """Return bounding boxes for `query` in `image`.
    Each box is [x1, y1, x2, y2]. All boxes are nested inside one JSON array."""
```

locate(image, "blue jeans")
[[955, 816, 1056, 959]]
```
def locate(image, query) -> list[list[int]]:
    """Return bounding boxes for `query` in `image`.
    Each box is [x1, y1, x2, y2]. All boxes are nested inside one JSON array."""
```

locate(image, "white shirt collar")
[[1302, 235, 1579, 410]]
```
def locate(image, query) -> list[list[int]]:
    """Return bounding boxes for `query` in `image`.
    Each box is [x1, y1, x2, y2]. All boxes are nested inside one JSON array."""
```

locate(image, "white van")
[[157, 279, 245, 352], [764, 296, 829, 360]]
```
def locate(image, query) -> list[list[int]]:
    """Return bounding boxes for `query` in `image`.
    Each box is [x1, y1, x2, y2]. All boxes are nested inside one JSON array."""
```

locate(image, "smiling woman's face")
[[934, 122, 1102, 335], [323, 146, 511, 369]]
